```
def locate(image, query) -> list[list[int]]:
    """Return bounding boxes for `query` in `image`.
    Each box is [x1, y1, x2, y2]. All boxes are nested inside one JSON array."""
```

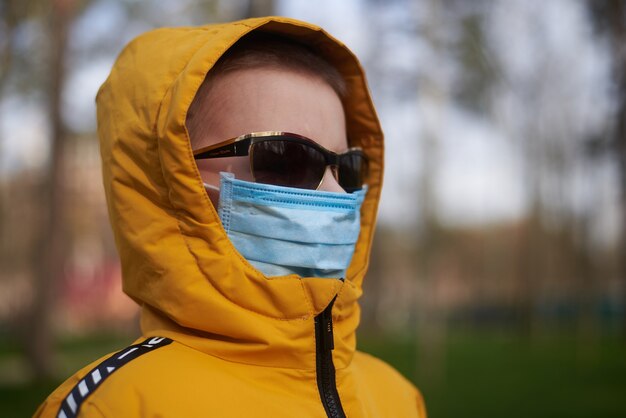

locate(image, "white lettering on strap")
[[117, 347, 139, 360], [142, 337, 166, 347]]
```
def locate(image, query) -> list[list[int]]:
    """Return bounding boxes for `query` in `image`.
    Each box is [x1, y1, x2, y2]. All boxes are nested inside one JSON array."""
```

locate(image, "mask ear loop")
[[203, 182, 220, 192]]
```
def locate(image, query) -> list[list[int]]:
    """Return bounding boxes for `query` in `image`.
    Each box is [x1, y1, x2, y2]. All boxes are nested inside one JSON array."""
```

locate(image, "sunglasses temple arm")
[[194, 138, 250, 159]]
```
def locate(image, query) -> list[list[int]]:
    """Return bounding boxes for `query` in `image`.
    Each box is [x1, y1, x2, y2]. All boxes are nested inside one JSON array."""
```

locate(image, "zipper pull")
[[320, 297, 336, 351]]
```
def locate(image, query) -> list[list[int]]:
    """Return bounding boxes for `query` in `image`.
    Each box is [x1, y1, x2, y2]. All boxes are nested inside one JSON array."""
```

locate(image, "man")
[[35, 16, 427, 418]]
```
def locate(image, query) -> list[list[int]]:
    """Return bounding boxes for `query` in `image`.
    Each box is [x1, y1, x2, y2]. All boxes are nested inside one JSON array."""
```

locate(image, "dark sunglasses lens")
[[251, 140, 326, 189], [338, 153, 367, 192]]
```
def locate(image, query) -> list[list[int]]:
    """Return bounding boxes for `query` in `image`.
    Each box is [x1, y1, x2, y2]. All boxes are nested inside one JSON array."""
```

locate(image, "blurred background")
[[1, 0, 625, 417]]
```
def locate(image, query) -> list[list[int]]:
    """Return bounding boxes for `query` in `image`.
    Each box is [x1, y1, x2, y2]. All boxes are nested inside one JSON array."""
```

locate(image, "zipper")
[[314, 296, 346, 418]]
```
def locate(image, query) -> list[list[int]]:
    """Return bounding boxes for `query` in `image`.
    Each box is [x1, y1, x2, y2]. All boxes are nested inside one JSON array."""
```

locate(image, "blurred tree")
[[587, 0, 626, 337], [359, 0, 616, 345], [0, 0, 88, 379], [27, 0, 81, 379], [414, 0, 447, 382], [0, 0, 53, 378], [483, 0, 613, 337], [0, 1, 41, 227]]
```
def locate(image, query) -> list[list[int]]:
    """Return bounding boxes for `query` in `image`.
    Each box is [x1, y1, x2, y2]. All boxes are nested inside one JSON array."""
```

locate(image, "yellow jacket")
[[34, 16, 426, 418]]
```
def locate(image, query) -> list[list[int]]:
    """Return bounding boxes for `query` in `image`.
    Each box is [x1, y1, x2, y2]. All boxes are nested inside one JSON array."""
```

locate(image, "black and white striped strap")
[[57, 336, 172, 418]]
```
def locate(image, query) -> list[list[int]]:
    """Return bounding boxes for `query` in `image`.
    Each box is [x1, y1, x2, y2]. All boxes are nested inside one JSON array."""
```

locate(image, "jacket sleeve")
[[32, 355, 113, 418], [32, 376, 81, 418]]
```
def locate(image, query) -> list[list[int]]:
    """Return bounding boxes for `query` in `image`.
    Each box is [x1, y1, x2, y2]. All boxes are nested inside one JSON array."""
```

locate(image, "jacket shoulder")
[[33, 337, 172, 418], [352, 350, 427, 418]]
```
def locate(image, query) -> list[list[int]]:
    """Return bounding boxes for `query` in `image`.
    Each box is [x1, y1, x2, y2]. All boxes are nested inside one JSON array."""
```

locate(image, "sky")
[[0, 0, 619, 234]]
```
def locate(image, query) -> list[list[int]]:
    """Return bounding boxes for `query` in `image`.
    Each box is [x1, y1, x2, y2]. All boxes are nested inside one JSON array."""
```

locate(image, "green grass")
[[0, 379, 60, 418], [1, 330, 625, 418], [359, 330, 626, 418]]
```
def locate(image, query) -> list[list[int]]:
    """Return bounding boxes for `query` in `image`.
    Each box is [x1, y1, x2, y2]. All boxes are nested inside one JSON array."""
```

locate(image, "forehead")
[[190, 67, 348, 153]]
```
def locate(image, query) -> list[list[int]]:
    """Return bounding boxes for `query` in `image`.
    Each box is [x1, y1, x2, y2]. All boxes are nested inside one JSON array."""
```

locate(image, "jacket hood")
[[96, 16, 384, 369]]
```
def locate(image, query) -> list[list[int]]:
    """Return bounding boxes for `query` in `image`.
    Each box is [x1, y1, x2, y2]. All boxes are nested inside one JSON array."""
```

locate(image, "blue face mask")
[[208, 172, 367, 279]]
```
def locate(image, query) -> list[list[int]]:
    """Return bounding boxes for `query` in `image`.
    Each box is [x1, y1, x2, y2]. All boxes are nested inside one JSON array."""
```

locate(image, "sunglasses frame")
[[192, 131, 368, 191]]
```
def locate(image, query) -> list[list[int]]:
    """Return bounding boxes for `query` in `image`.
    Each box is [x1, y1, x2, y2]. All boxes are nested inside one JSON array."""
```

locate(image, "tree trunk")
[[603, 0, 626, 338], [26, 0, 75, 379], [415, 0, 447, 384], [586, 0, 626, 340]]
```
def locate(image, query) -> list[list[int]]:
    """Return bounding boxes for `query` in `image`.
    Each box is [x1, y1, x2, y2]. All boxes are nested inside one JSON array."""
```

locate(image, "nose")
[[318, 166, 345, 193]]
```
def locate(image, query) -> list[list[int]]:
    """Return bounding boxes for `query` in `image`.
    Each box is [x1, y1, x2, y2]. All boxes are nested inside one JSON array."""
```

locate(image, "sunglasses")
[[193, 132, 368, 192]]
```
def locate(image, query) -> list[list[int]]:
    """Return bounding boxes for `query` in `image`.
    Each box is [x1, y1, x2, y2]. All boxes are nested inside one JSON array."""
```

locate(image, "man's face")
[[190, 67, 348, 207]]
